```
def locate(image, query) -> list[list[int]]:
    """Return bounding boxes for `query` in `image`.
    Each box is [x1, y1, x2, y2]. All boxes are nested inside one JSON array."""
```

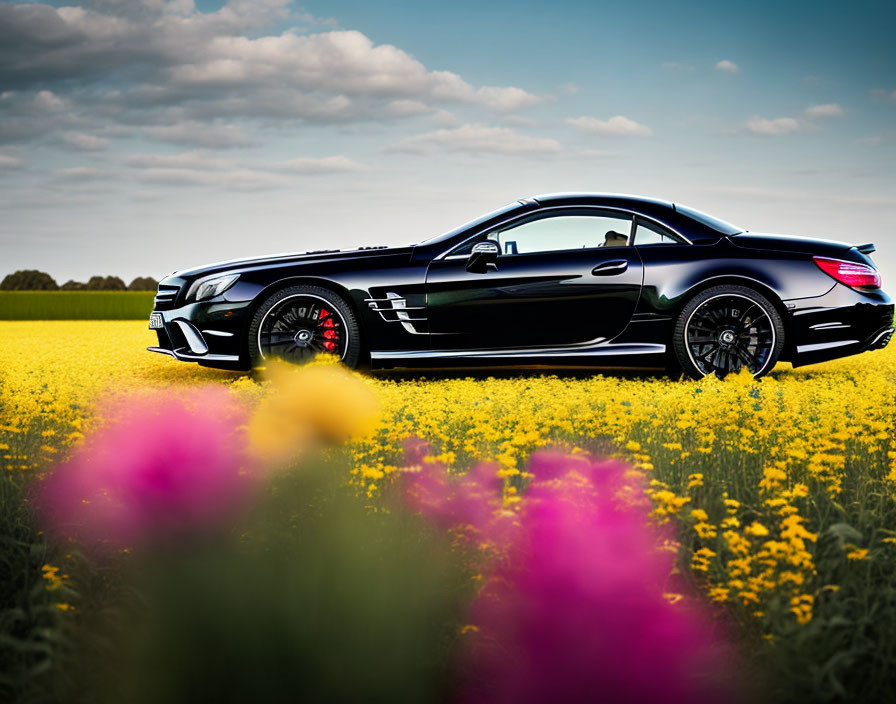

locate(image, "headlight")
[[186, 273, 239, 302]]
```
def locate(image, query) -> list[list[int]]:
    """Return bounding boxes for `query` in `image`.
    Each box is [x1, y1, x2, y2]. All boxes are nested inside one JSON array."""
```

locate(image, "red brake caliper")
[[318, 308, 337, 351]]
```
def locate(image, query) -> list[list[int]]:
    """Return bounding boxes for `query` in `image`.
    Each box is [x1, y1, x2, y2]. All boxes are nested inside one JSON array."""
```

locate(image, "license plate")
[[149, 313, 164, 329]]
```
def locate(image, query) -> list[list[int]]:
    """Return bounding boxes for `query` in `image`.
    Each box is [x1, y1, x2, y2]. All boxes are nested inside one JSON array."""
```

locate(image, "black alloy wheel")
[[248, 285, 361, 368], [673, 285, 785, 379]]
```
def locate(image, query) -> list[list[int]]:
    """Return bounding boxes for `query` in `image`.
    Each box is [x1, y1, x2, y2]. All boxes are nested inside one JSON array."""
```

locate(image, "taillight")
[[813, 256, 881, 290]]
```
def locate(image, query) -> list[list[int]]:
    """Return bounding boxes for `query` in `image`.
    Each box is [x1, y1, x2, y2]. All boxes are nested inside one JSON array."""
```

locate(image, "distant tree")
[[128, 276, 158, 291], [0, 270, 59, 290], [86, 275, 126, 291], [60, 280, 87, 291]]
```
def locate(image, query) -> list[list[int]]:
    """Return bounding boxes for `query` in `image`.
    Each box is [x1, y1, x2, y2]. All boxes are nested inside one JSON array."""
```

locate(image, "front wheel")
[[673, 285, 785, 379], [247, 285, 362, 368]]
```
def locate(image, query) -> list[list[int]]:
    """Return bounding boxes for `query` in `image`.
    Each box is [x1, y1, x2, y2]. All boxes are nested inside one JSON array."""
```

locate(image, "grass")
[[0, 292, 155, 320]]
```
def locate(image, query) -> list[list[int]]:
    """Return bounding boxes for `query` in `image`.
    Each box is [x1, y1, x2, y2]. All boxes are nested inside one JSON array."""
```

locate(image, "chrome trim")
[[386, 292, 423, 335], [364, 292, 427, 334], [147, 346, 241, 363], [201, 329, 235, 337], [434, 204, 692, 261], [809, 322, 850, 331], [370, 342, 665, 361], [174, 320, 209, 355], [796, 340, 859, 353], [870, 328, 894, 346]]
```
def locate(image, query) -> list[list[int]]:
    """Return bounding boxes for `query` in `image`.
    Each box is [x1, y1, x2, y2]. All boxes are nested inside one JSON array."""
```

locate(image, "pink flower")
[[404, 450, 738, 704], [38, 388, 255, 554]]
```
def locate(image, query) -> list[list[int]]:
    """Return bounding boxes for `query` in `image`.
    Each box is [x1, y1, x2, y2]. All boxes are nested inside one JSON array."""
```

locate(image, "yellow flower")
[[790, 594, 814, 625], [745, 522, 770, 537], [248, 360, 380, 464], [41, 564, 66, 591], [708, 587, 729, 602], [845, 546, 869, 560]]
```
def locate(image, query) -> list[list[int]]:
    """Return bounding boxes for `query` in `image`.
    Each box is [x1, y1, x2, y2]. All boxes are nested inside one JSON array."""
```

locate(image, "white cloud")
[[33, 90, 65, 111], [715, 60, 739, 73], [390, 124, 561, 156], [62, 131, 108, 151], [430, 109, 460, 126], [270, 155, 367, 173], [473, 86, 542, 112], [383, 99, 430, 118], [56, 166, 104, 180], [501, 114, 538, 127], [744, 116, 802, 136], [805, 103, 843, 118], [0, 4, 542, 130], [566, 115, 652, 137], [144, 121, 252, 148], [137, 167, 284, 191], [871, 89, 896, 102], [123, 149, 364, 190], [125, 151, 233, 170], [0, 153, 24, 168]]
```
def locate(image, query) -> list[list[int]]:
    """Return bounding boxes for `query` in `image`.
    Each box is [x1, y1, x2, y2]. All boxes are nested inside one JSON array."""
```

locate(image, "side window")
[[633, 219, 684, 246], [450, 213, 633, 256]]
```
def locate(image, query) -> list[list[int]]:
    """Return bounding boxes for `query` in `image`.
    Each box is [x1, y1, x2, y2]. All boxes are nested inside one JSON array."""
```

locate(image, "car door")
[[424, 208, 643, 350]]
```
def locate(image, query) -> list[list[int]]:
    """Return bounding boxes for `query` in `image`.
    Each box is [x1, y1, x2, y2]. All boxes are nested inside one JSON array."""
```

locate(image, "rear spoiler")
[[855, 243, 876, 254]]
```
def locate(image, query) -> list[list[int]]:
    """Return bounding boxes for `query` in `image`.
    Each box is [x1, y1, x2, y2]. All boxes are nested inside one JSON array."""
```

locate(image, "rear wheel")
[[248, 285, 361, 368], [673, 285, 784, 379]]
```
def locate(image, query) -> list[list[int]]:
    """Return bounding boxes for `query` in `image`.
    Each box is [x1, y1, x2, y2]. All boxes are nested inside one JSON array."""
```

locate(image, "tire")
[[247, 285, 362, 368], [673, 285, 785, 379]]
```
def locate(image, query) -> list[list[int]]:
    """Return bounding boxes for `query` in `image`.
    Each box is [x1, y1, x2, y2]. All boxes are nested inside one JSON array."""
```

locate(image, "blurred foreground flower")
[[405, 450, 738, 704], [38, 388, 254, 554], [248, 359, 380, 465]]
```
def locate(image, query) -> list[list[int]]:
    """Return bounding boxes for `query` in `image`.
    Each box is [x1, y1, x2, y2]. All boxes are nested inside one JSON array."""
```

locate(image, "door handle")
[[591, 259, 628, 276]]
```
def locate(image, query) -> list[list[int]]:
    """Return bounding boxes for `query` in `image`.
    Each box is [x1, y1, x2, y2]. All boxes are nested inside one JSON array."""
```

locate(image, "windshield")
[[414, 201, 525, 247], [675, 203, 743, 235]]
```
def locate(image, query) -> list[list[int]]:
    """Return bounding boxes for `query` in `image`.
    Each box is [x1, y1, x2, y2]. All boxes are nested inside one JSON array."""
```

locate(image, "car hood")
[[729, 232, 873, 264], [170, 245, 414, 280]]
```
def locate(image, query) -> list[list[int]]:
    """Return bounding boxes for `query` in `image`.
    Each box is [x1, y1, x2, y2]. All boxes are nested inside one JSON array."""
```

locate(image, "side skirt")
[[370, 342, 666, 364]]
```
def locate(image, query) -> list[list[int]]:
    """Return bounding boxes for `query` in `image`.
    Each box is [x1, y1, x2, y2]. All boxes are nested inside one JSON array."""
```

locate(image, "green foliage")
[[0, 441, 470, 704], [85, 276, 126, 291], [0, 270, 59, 291], [0, 292, 155, 320], [0, 412, 78, 702], [100, 465, 469, 704], [126, 277, 157, 292]]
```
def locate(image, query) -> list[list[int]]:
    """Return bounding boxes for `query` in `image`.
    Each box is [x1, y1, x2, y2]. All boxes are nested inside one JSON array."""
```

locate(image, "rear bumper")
[[787, 284, 894, 367], [147, 300, 251, 369]]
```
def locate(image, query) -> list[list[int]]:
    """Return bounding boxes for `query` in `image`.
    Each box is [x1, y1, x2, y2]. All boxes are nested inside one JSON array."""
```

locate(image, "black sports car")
[[148, 193, 893, 378]]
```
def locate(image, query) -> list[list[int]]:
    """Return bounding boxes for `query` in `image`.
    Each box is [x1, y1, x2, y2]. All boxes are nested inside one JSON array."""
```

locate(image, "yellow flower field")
[[2, 320, 895, 637]]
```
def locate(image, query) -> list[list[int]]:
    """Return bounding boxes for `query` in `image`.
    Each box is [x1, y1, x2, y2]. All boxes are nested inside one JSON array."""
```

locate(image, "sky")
[[1, 0, 895, 283]]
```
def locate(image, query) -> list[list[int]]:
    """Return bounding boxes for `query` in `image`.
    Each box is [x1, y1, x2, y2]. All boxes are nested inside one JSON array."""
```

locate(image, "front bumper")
[[147, 300, 251, 368], [787, 284, 894, 367]]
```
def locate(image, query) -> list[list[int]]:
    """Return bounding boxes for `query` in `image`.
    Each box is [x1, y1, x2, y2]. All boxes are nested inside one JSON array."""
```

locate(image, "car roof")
[[531, 192, 674, 209]]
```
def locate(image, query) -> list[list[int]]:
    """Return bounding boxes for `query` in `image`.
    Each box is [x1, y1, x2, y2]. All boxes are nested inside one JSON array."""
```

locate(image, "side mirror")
[[466, 240, 500, 273]]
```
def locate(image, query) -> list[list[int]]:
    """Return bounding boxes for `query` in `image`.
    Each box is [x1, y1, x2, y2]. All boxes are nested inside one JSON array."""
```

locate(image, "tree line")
[[0, 270, 157, 291]]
